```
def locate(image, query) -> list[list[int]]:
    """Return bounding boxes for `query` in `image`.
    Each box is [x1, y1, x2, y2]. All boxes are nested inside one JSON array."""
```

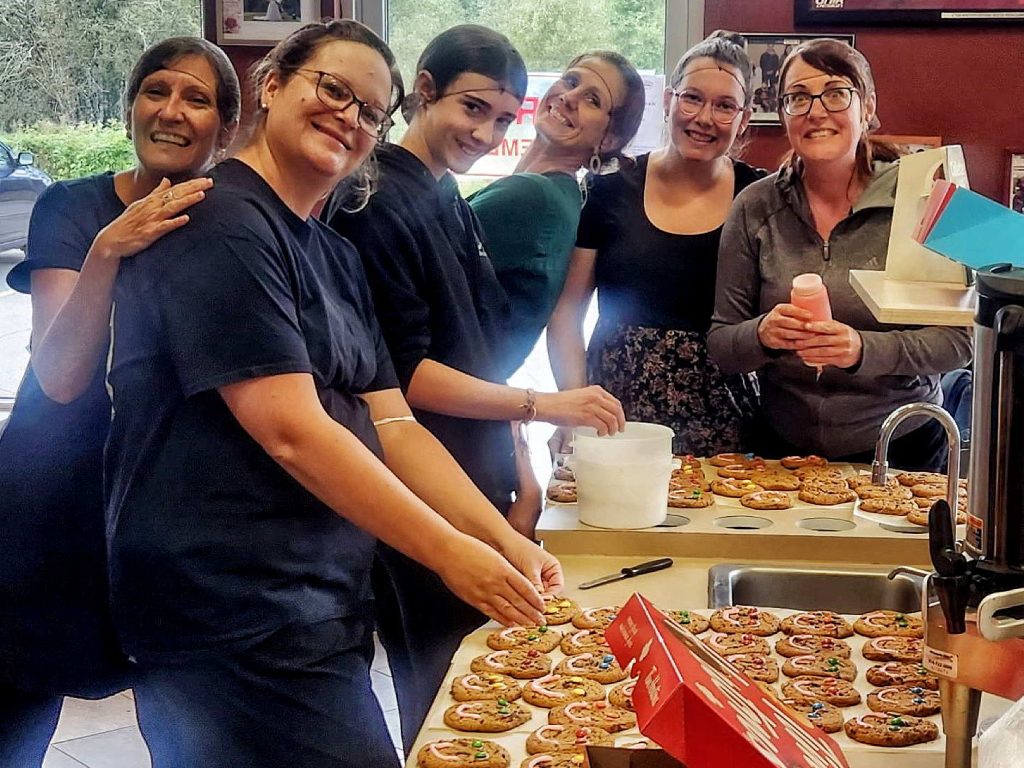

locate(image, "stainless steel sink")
[[708, 563, 924, 614]]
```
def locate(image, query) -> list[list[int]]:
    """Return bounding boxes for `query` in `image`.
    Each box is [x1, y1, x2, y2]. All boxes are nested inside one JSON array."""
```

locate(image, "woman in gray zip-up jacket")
[[708, 39, 971, 471]]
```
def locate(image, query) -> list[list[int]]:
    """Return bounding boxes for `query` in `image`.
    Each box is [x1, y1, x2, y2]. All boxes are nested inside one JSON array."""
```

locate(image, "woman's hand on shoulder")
[[794, 320, 864, 370], [91, 176, 213, 261], [535, 386, 625, 436], [757, 303, 816, 350]]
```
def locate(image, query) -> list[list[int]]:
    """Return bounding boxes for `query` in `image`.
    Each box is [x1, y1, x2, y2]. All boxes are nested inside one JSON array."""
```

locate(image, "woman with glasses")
[[709, 39, 971, 470], [324, 24, 624, 752], [547, 31, 763, 457], [106, 21, 559, 767], [0, 37, 240, 766]]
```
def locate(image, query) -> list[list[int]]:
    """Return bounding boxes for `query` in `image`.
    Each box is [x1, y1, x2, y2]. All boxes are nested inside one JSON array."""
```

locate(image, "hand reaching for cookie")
[[793, 319, 864, 369], [499, 534, 564, 597]]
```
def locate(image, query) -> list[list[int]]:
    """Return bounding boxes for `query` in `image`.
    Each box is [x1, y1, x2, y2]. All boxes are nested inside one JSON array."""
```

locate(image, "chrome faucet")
[[872, 403, 961, 529]]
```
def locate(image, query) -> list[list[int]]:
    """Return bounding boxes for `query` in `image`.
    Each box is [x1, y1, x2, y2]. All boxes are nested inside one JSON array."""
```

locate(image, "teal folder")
[[923, 186, 1024, 269]]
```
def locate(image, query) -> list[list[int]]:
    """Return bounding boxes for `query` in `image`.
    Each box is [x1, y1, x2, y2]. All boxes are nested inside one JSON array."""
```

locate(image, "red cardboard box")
[[606, 594, 850, 768]]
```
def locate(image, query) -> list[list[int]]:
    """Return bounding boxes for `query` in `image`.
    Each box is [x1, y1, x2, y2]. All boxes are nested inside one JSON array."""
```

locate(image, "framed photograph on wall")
[[214, 0, 349, 46], [873, 134, 942, 155], [795, 1, 1024, 27], [1007, 150, 1024, 212], [743, 33, 856, 125]]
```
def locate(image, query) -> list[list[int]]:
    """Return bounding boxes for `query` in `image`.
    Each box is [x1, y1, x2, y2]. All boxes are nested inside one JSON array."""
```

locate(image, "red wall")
[[706, 0, 1024, 203]]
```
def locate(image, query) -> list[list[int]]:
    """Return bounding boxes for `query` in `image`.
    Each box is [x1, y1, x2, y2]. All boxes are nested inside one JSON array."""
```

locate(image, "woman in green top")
[[469, 51, 646, 380]]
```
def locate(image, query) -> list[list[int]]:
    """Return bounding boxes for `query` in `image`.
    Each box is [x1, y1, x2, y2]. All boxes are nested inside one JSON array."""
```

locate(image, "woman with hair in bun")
[[709, 39, 971, 470], [106, 21, 559, 767], [0, 36, 240, 766], [547, 31, 763, 457], [324, 24, 624, 750]]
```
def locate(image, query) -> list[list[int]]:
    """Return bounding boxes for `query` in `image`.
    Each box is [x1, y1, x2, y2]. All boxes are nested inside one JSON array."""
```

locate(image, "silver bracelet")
[[372, 415, 417, 427]]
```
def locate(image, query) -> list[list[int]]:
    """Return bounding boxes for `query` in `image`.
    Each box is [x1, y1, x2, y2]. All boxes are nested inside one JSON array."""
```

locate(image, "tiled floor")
[[35, 635, 402, 767]]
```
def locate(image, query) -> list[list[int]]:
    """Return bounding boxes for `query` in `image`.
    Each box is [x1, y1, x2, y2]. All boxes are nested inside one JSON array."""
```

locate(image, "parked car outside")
[[0, 140, 52, 254]]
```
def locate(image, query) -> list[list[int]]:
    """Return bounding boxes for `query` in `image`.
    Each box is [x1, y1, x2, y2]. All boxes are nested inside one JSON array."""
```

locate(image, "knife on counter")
[[578, 558, 674, 590]]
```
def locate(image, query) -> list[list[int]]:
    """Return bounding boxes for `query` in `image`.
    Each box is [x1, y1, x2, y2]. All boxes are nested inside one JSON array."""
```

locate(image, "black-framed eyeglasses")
[[780, 87, 857, 117], [295, 68, 393, 138], [671, 90, 742, 125]]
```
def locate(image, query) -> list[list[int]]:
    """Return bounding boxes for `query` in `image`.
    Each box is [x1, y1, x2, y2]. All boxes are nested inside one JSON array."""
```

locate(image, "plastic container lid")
[[791, 273, 824, 296]]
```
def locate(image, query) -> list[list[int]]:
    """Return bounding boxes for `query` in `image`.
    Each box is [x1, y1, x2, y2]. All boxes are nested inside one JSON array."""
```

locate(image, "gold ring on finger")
[[162, 190, 175, 204]]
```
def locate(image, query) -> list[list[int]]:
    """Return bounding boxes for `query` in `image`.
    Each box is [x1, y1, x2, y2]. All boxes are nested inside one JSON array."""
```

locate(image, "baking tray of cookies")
[[407, 599, 1007, 768]]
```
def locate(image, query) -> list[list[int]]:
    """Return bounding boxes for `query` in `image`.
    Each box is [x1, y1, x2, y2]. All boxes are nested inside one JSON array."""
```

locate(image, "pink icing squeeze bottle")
[[790, 273, 832, 378]]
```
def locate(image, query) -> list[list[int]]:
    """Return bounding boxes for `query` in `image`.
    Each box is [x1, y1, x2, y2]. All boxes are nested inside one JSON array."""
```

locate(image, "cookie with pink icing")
[[865, 661, 938, 689], [853, 610, 924, 638], [442, 699, 530, 732], [844, 713, 939, 747], [780, 611, 854, 638], [703, 631, 771, 656], [524, 724, 613, 755], [540, 595, 580, 625], [470, 649, 552, 679], [661, 609, 710, 634], [607, 680, 635, 711], [571, 606, 620, 630], [451, 673, 523, 702], [521, 674, 605, 708], [548, 700, 636, 732], [559, 628, 610, 656], [778, 698, 843, 734], [417, 738, 510, 768], [724, 652, 779, 683], [554, 652, 627, 684], [781, 676, 861, 707], [518, 755, 586, 768], [861, 635, 924, 662], [486, 625, 561, 653], [709, 606, 780, 636], [781, 652, 857, 682], [866, 684, 941, 716], [775, 634, 851, 658]]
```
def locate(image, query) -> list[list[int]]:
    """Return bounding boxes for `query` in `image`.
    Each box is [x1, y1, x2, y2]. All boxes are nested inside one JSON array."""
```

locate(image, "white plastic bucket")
[[572, 422, 675, 529]]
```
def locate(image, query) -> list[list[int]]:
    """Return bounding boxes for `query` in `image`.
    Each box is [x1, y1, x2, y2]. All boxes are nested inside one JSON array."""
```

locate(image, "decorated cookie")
[[541, 595, 580, 625], [780, 455, 828, 470], [519, 755, 586, 768], [797, 483, 857, 506], [442, 700, 531, 732], [780, 611, 854, 638], [571, 606, 620, 630], [668, 487, 714, 508], [524, 724, 613, 755], [779, 698, 844, 734], [907, 507, 967, 527], [897, 471, 947, 487], [709, 452, 758, 467], [867, 684, 942, 716], [711, 477, 764, 497], [674, 454, 704, 472], [857, 484, 913, 501], [417, 738, 511, 768], [471, 649, 552, 679], [749, 470, 801, 491], [866, 662, 939, 690], [710, 606, 780, 636], [559, 629, 610, 656], [487, 625, 562, 653], [716, 462, 765, 480], [724, 652, 780, 683], [781, 653, 857, 682], [854, 610, 924, 638], [451, 673, 524, 702], [613, 736, 656, 750], [607, 680, 635, 711], [793, 466, 844, 482], [781, 676, 861, 707], [669, 471, 711, 492], [704, 631, 771, 656], [554, 652, 627, 684], [522, 674, 605, 708], [775, 634, 852, 658], [843, 713, 939, 747], [546, 481, 577, 504], [740, 491, 793, 510], [859, 498, 918, 516], [662, 609, 710, 634], [861, 635, 924, 662], [548, 700, 636, 733]]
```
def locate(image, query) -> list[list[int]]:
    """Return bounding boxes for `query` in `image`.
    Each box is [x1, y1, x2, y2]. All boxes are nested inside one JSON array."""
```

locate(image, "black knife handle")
[[621, 558, 673, 578]]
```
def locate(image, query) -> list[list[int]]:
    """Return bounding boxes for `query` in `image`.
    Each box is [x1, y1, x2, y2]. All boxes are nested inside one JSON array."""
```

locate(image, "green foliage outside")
[[1, 123, 135, 181]]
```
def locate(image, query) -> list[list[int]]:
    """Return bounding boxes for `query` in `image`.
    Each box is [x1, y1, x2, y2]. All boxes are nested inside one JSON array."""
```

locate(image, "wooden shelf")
[[849, 269, 976, 326]]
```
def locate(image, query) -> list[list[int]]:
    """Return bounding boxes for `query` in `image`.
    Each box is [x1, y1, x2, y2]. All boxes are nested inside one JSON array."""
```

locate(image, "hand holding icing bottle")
[[791, 273, 832, 378]]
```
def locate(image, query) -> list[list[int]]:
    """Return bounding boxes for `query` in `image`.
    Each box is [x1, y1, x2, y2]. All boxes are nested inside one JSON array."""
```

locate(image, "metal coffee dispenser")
[[898, 264, 1024, 768]]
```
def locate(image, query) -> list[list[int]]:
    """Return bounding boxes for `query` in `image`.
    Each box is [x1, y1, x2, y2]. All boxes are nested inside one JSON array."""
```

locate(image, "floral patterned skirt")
[[587, 321, 756, 457]]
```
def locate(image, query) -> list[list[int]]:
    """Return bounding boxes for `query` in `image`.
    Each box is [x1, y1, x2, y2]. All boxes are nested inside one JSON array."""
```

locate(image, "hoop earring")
[[588, 151, 602, 174]]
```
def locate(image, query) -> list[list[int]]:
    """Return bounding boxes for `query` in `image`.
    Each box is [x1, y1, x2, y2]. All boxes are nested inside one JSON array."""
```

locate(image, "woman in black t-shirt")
[[547, 31, 764, 456], [106, 22, 559, 768]]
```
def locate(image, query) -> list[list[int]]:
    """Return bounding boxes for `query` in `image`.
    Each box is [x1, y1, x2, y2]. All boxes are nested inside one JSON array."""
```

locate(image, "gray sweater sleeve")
[[857, 325, 973, 377], [708, 195, 775, 375]]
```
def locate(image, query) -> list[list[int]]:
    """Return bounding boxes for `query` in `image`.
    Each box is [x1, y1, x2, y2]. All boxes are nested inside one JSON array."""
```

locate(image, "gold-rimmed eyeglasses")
[[672, 90, 742, 125]]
